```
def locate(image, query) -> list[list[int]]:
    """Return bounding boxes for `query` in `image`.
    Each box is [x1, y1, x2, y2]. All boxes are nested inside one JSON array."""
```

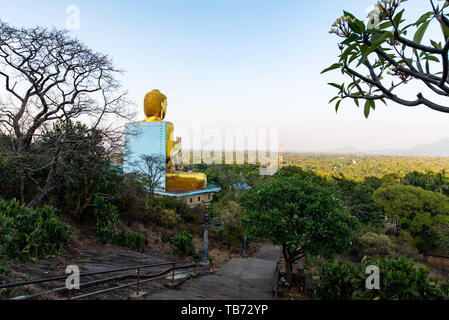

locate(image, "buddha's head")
[[144, 89, 167, 120]]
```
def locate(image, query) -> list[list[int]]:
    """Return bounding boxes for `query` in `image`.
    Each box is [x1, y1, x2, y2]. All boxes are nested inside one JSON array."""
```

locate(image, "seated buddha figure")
[[142, 89, 207, 191]]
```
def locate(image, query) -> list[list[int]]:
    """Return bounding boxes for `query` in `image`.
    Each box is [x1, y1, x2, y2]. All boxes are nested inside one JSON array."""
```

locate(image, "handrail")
[[0, 259, 196, 289], [67, 265, 210, 301], [1, 258, 212, 300]]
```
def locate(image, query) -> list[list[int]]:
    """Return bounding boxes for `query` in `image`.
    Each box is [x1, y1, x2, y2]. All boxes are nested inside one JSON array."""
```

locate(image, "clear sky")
[[0, 0, 447, 152]]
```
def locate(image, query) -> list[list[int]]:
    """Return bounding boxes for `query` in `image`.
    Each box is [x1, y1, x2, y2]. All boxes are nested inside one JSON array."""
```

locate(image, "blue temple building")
[[124, 119, 220, 208]]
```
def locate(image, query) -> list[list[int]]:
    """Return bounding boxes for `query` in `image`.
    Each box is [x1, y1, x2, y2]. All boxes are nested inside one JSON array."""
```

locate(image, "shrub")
[[352, 232, 396, 259], [94, 196, 119, 244], [115, 174, 149, 221], [159, 209, 182, 229], [0, 198, 72, 261], [0, 262, 11, 274], [351, 230, 420, 261], [391, 233, 420, 261], [171, 231, 196, 257], [153, 197, 193, 220], [143, 197, 193, 227], [314, 260, 364, 300], [361, 256, 443, 300], [314, 256, 446, 300], [113, 230, 145, 253], [438, 280, 449, 299], [93, 196, 145, 252]]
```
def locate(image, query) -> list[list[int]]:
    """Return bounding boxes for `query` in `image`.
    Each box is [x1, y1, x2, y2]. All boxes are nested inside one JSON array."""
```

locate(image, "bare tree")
[[39, 120, 123, 219], [324, 0, 449, 117], [132, 154, 166, 198], [0, 21, 134, 207]]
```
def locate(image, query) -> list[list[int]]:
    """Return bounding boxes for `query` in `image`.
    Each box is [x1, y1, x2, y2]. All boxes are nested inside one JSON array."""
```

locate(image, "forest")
[[283, 152, 449, 181]]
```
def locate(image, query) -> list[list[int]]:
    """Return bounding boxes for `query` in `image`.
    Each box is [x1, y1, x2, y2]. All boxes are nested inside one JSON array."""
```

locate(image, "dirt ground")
[[57, 216, 260, 269]]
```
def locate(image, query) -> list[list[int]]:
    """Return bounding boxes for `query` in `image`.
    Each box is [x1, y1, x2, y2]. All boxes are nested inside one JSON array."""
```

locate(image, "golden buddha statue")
[[141, 89, 207, 191]]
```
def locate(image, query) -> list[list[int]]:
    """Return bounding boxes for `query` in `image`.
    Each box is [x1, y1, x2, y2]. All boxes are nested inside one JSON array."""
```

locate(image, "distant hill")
[[369, 138, 449, 156], [314, 138, 449, 157]]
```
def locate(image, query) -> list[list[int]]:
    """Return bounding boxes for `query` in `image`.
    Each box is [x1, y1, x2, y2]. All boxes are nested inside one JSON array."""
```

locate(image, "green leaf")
[[364, 100, 371, 118], [350, 20, 366, 34], [354, 98, 359, 107], [343, 11, 356, 19], [329, 96, 339, 104], [341, 33, 359, 45], [361, 32, 391, 64], [348, 52, 359, 64], [371, 31, 391, 44], [423, 55, 440, 63], [441, 23, 449, 41], [413, 21, 430, 44], [414, 12, 433, 26], [340, 43, 358, 63], [335, 100, 342, 113], [393, 9, 405, 28], [328, 83, 343, 90], [430, 40, 442, 49], [378, 21, 393, 30], [321, 63, 342, 74], [357, 44, 369, 66]]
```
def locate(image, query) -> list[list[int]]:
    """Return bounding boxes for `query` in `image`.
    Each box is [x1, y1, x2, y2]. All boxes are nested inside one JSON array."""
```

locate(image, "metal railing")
[[0, 258, 214, 300]]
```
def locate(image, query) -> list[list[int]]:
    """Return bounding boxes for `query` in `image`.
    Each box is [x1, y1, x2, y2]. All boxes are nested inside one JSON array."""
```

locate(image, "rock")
[[128, 292, 147, 300]]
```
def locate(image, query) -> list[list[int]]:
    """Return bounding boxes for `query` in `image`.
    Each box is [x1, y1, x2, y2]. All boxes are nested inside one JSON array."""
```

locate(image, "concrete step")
[[148, 244, 282, 300]]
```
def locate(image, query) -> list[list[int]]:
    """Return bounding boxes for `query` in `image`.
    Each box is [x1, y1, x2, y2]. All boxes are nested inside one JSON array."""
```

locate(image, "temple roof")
[[232, 174, 251, 190]]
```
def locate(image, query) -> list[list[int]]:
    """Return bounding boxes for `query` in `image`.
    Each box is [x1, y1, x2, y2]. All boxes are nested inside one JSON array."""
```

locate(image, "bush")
[[362, 256, 443, 300], [171, 231, 196, 257], [351, 230, 420, 261], [0, 262, 11, 274], [153, 197, 193, 220], [94, 196, 119, 244], [314, 260, 363, 300], [93, 196, 145, 252], [115, 174, 149, 221], [314, 256, 447, 300], [352, 232, 396, 259], [142, 197, 193, 227], [113, 230, 145, 253], [0, 198, 72, 261], [439, 280, 449, 300], [159, 209, 182, 229]]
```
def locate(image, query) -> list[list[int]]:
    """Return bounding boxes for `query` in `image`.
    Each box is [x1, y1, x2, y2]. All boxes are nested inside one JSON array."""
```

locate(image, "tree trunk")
[[281, 243, 293, 284], [285, 260, 293, 284], [27, 160, 57, 208], [27, 186, 50, 208], [19, 174, 25, 203], [27, 141, 62, 208]]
